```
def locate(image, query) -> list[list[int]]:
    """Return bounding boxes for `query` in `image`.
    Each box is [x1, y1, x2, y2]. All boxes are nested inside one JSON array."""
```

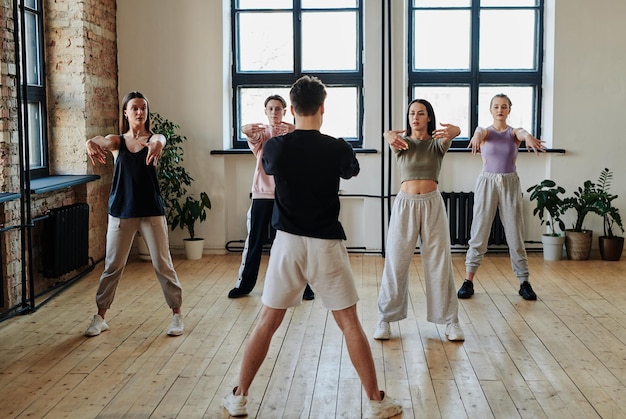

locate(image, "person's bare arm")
[[514, 128, 546, 156], [467, 127, 488, 155], [85, 134, 119, 165], [433, 123, 461, 145]]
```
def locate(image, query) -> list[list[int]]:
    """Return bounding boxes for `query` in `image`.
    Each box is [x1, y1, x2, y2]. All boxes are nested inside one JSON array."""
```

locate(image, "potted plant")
[[134, 112, 211, 260], [561, 179, 604, 260], [171, 192, 212, 260], [595, 168, 624, 260], [527, 179, 567, 260]]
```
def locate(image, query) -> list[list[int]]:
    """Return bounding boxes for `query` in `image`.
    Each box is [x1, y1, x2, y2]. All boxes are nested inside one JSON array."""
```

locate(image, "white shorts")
[[262, 230, 359, 311]]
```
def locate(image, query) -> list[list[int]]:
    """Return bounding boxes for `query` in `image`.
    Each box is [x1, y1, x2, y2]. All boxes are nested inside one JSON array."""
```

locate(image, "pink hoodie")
[[246, 123, 295, 199]]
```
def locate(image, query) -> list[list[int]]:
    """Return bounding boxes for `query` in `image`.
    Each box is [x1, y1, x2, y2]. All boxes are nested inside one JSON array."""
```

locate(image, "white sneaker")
[[445, 322, 465, 341], [223, 386, 248, 416], [365, 391, 402, 419], [373, 321, 391, 340], [167, 313, 184, 336], [84, 314, 109, 337]]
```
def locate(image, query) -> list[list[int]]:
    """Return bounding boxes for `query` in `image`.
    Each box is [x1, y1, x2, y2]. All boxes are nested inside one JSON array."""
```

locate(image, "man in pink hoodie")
[[228, 95, 314, 300]]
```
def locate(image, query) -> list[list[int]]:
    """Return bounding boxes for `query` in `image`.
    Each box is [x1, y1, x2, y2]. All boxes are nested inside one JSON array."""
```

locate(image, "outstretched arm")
[[383, 129, 409, 150], [514, 128, 545, 156], [433, 123, 461, 145], [85, 134, 119, 165], [140, 134, 166, 166], [467, 127, 488, 155]]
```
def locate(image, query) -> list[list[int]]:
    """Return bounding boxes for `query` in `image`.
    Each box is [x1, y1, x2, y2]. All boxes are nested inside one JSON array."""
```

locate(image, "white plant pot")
[[184, 238, 205, 260], [541, 234, 565, 261]]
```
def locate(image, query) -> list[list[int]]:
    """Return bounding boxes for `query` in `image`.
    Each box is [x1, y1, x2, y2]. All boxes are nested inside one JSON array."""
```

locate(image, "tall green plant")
[[596, 168, 624, 238], [151, 112, 194, 227], [151, 112, 211, 238], [527, 179, 566, 236], [562, 179, 604, 232]]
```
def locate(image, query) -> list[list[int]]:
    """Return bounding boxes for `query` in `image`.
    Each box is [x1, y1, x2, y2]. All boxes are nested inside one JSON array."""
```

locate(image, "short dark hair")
[[289, 75, 327, 116], [264, 95, 287, 108]]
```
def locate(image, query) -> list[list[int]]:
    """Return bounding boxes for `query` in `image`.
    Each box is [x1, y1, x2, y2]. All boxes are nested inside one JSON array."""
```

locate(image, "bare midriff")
[[400, 179, 438, 194]]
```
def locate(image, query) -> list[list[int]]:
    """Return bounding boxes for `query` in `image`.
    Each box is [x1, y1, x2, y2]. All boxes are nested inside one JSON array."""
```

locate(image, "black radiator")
[[441, 192, 507, 246], [43, 203, 90, 278]]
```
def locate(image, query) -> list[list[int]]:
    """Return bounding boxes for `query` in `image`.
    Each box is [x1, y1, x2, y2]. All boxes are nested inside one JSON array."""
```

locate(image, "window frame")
[[407, 0, 544, 147], [230, 0, 364, 149], [19, 0, 49, 178]]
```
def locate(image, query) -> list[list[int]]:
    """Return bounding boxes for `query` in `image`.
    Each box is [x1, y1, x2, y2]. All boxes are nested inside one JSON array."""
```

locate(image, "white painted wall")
[[117, 0, 626, 254]]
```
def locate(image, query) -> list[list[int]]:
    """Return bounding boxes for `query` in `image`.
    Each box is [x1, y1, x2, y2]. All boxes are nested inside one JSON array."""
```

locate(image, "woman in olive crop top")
[[83, 91, 184, 338], [374, 99, 465, 342], [458, 94, 545, 301]]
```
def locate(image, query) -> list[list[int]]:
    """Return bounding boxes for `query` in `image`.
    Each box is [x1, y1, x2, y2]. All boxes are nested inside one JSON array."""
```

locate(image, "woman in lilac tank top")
[[458, 94, 545, 301]]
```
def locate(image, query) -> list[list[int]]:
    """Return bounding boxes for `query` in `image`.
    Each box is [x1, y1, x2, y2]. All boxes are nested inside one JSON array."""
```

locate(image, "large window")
[[409, 0, 543, 144], [19, 0, 49, 177], [231, 0, 363, 148]]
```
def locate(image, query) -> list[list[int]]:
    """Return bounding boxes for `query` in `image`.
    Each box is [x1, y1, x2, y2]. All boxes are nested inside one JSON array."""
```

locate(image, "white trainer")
[[223, 386, 248, 416], [167, 313, 184, 336], [445, 322, 465, 341], [365, 391, 402, 418], [84, 314, 109, 337], [373, 321, 391, 340]]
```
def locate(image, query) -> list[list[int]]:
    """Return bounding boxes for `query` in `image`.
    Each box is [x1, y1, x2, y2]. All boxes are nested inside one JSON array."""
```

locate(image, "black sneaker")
[[303, 284, 315, 300], [457, 280, 474, 299], [228, 287, 249, 299], [519, 281, 537, 300]]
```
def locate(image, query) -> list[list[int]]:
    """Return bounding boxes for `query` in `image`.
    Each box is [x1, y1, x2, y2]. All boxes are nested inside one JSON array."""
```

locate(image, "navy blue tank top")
[[108, 135, 166, 218]]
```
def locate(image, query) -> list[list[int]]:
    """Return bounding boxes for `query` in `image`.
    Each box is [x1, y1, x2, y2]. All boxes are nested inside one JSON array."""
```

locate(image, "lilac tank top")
[[481, 126, 517, 173]]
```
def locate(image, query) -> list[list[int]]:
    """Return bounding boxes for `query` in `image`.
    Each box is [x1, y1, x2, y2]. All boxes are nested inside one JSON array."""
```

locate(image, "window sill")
[[30, 174, 101, 194], [0, 192, 21, 204], [447, 147, 566, 153], [211, 148, 378, 155]]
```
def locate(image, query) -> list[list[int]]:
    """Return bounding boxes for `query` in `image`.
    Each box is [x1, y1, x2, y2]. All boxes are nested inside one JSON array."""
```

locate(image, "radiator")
[[43, 203, 90, 277], [441, 192, 507, 246]]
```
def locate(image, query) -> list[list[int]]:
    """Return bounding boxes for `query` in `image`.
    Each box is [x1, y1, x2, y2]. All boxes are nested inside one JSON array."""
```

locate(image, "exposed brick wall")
[[0, 0, 117, 311]]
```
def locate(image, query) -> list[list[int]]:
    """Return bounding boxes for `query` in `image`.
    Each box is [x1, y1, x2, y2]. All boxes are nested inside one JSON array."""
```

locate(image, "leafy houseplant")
[[171, 192, 212, 241], [150, 112, 212, 260], [527, 179, 566, 237], [527, 179, 567, 260], [561, 177, 605, 260], [151, 112, 194, 226], [595, 168, 624, 261], [596, 168, 624, 239]]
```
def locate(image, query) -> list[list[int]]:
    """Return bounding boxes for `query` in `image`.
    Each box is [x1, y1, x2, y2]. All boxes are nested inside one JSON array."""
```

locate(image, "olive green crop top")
[[393, 135, 451, 183]]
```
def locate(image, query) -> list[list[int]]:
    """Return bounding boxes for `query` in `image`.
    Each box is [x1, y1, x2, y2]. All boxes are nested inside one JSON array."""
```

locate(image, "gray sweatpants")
[[95, 215, 183, 310], [465, 172, 529, 281], [378, 190, 459, 325]]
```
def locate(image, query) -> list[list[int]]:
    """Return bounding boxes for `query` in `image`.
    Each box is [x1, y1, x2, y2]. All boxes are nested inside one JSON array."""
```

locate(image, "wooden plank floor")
[[1, 252, 625, 418]]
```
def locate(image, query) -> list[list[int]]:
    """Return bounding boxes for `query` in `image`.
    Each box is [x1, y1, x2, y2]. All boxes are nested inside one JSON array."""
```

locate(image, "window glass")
[[232, 0, 362, 148], [237, 0, 291, 9], [25, 11, 41, 85], [412, 10, 470, 70], [478, 86, 534, 131], [322, 87, 358, 139], [481, 0, 538, 6], [28, 102, 43, 168], [302, 0, 357, 7], [239, 87, 293, 128], [302, 11, 357, 71], [237, 13, 293, 72], [479, 10, 537, 69], [412, 86, 470, 138], [413, 0, 470, 6]]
